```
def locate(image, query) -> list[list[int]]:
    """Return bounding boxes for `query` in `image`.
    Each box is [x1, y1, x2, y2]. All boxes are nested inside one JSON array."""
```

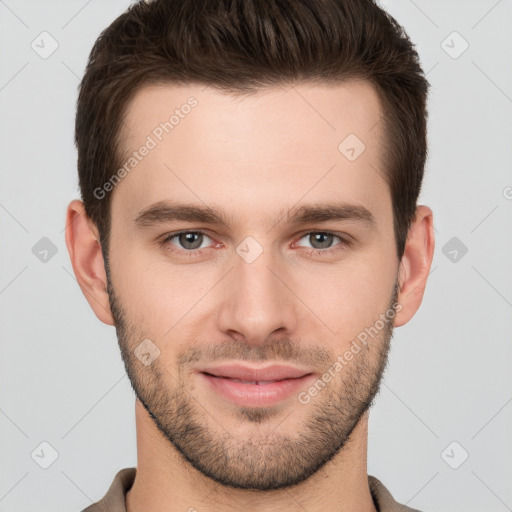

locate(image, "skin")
[[65, 80, 434, 512]]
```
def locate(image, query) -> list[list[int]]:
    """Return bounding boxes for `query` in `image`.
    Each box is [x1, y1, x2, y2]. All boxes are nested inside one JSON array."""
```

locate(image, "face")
[[105, 80, 400, 490]]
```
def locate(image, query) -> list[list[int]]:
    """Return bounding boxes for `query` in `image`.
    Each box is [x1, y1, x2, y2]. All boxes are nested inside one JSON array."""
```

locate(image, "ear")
[[394, 205, 435, 327], [64, 199, 115, 325]]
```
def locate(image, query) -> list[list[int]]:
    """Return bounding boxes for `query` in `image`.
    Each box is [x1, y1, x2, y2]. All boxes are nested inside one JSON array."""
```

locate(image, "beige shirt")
[[81, 467, 423, 512]]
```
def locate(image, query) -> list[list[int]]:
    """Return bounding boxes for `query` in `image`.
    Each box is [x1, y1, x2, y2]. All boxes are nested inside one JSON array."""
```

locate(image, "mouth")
[[199, 363, 312, 381], [203, 376, 290, 385], [196, 363, 315, 407]]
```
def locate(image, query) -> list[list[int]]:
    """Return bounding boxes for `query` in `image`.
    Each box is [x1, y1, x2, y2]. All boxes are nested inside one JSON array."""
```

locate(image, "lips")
[[197, 364, 315, 407], [199, 363, 311, 382], [197, 363, 315, 407]]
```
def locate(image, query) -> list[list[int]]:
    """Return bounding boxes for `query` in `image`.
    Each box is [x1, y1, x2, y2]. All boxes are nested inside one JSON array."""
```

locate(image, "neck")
[[126, 400, 377, 512]]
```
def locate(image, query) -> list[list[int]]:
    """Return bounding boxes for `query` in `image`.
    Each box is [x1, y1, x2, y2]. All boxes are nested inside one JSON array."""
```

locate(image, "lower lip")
[[198, 372, 315, 407]]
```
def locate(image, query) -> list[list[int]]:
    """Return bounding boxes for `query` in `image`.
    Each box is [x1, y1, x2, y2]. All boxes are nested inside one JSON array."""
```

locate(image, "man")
[[65, 0, 435, 510]]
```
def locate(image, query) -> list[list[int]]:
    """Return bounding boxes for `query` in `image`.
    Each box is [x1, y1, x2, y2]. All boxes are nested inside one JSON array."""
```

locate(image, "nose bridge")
[[216, 241, 297, 342]]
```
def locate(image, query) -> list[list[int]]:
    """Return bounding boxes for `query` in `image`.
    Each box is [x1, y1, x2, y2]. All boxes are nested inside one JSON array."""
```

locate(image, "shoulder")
[[81, 467, 136, 512], [368, 475, 424, 512]]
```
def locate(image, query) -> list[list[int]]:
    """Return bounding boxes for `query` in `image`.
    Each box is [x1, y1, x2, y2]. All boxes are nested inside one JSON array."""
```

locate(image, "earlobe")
[[64, 199, 115, 326], [394, 205, 435, 328]]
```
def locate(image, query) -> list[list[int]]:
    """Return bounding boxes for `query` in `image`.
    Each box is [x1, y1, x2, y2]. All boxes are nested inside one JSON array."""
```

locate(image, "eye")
[[294, 231, 349, 254], [161, 230, 217, 255]]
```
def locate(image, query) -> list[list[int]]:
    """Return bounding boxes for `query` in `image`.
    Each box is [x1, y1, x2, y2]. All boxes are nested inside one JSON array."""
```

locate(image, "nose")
[[216, 247, 298, 346]]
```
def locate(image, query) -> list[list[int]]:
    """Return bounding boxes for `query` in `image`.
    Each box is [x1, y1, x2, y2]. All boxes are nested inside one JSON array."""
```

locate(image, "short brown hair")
[[75, 0, 430, 260]]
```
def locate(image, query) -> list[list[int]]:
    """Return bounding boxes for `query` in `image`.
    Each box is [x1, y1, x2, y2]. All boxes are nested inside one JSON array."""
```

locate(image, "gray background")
[[1, 0, 511, 510]]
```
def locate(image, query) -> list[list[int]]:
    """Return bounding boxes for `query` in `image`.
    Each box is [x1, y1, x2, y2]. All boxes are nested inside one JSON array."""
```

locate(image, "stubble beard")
[[106, 263, 398, 491]]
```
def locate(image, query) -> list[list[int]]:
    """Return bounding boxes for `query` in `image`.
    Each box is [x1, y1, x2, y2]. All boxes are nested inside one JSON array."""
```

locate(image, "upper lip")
[[199, 363, 312, 381]]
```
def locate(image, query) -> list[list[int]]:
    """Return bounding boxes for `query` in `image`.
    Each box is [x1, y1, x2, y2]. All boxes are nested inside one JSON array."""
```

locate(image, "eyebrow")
[[133, 200, 377, 230]]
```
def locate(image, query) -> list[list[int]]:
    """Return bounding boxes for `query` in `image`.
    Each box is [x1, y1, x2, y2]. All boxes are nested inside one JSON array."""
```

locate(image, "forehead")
[[113, 80, 388, 226]]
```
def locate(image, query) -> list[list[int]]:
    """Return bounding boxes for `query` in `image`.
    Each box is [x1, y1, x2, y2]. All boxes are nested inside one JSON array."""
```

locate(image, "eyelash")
[[159, 230, 351, 258]]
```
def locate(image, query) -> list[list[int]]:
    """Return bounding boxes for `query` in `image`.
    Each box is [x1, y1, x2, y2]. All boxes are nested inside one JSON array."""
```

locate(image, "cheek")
[[294, 248, 396, 344], [111, 252, 219, 337]]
